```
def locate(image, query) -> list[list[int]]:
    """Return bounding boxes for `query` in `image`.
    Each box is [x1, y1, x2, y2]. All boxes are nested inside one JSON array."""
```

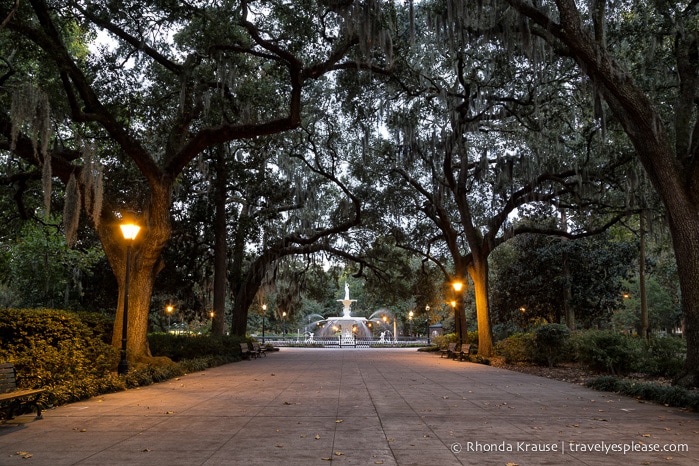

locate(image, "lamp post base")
[[118, 358, 129, 375]]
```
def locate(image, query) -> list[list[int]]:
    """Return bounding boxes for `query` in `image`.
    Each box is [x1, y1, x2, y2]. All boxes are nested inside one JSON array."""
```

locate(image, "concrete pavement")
[[1, 348, 698, 465]]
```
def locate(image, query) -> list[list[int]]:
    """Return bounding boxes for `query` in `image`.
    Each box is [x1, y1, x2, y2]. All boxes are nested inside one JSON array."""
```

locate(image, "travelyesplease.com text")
[[450, 440, 689, 455]]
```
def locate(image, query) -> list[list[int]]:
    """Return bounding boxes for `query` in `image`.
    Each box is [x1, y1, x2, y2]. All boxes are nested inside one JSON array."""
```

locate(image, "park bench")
[[440, 343, 457, 359], [240, 343, 254, 360], [0, 363, 46, 421], [251, 342, 266, 358], [457, 344, 471, 361]]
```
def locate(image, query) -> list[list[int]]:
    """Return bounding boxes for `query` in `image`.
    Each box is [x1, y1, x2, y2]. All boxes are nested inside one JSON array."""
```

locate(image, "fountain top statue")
[[338, 282, 357, 318]]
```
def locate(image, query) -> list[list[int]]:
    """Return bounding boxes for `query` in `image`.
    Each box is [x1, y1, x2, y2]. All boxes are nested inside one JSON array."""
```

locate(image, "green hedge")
[[586, 376, 699, 411], [0, 308, 252, 414], [148, 333, 247, 362], [0, 308, 121, 406]]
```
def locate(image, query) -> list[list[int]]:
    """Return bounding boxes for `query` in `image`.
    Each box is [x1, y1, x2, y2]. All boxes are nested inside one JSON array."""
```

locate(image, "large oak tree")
[[0, 0, 393, 362]]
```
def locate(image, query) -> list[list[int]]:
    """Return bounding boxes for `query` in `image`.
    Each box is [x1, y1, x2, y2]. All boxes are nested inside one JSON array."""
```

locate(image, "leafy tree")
[[1, 217, 103, 309], [499, 0, 699, 387], [0, 0, 395, 361], [341, 0, 635, 356], [490, 230, 636, 329]]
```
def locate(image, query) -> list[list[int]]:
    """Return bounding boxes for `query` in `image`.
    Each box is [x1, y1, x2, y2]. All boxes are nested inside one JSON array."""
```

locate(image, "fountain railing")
[[255, 335, 430, 348]]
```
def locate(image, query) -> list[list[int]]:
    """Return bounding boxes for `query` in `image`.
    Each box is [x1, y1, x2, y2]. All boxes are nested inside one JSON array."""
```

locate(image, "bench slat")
[[0, 388, 46, 402]]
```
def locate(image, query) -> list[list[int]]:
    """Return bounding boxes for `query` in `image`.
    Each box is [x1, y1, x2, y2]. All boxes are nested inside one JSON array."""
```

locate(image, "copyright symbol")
[[450, 442, 462, 453]]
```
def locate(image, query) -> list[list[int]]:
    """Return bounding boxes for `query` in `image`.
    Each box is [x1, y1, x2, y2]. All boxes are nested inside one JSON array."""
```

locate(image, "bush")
[[148, 333, 248, 362], [431, 333, 459, 350], [640, 336, 686, 378], [0, 308, 120, 406], [494, 333, 537, 364], [0, 309, 253, 414], [534, 324, 571, 367], [572, 330, 643, 375], [586, 376, 699, 411]]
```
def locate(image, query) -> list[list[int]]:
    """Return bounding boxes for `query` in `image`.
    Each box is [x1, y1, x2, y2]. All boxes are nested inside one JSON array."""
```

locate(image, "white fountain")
[[319, 282, 371, 345]]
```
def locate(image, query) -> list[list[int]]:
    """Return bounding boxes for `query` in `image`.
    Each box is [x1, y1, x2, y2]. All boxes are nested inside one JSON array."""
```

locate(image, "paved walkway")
[[1, 348, 698, 465]]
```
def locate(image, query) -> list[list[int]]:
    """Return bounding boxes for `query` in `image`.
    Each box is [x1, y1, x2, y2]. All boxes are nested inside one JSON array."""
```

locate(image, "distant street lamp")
[[166, 305, 174, 333], [118, 220, 140, 375], [282, 311, 287, 336], [408, 310, 414, 338], [261, 304, 267, 344], [425, 304, 431, 345]]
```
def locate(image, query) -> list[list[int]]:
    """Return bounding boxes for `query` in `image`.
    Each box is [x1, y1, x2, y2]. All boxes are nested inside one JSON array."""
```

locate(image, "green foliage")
[[494, 333, 537, 364], [148, 333, 247, 362], [639, 337, 686, 378], [0, 308, 120, 406], [0, 309, 255, 413], [614, 277, 682, 333], [490, 233, 636, 327], [534, 324, 571, 367], [0, 220, 104, 310], [586, 376, 699, 411], [431, 333, 459, 350], [571, 330, 643, 375]]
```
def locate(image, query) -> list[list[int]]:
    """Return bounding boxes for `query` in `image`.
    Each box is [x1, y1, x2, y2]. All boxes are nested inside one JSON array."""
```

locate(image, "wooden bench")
[[457, 344, 472, 361], [440, 343, 457, 359], [240, 343, 254, 360], [0, 363, 46, 421], [251, 342, 266, 358]]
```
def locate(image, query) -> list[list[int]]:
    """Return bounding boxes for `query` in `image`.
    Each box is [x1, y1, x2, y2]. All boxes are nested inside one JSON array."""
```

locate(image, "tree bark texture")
[[468, 256, 494, 357]]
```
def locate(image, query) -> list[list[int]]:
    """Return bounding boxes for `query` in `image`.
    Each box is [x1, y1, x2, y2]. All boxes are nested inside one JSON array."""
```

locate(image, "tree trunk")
[[468, 256, 494, 357], [103, 183, 172, 364], [666, 210, 699, 387], [639, 209, 649, 339], [111, 261, 158, 362], [211, 150, 228, 336], [230, 257, 268, 336], [561, 211, 575, 329]]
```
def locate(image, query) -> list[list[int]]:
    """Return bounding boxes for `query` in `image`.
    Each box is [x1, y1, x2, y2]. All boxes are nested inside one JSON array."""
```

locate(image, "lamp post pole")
[[262, 304, 267, 344], [425, 304, 430, 345], [118, 222, 140, 375], [409, 311, 414, 339], [166, 305, 173, 333], [453, 280, 466, 351]]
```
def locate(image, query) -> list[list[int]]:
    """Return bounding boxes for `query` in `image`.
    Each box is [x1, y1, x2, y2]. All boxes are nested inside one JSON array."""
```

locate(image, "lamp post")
[[118, 221, 140, 375], [166, 305, 174, 333], [282, 311, 287, 337], [261, 304, 267, 344], [408, 310, 414, 338], [425, 304, 430, 345], [452, 280, 465, 349]]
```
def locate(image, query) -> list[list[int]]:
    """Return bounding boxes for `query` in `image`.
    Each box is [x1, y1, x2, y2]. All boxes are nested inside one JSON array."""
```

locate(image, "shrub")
[[148, 333, 247, 362], [534, 324, 571, 367], [0, 308, 120, 406], [640, 336, 686, 378], [431, 333, 459, 350], [586, 376, 699, 411], [572, 330, 643, 375], [494, 333, 537, 364]]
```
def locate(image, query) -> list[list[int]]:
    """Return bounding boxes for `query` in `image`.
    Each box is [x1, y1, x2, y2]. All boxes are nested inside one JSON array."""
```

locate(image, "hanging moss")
[[63, 173, 81, 248]]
